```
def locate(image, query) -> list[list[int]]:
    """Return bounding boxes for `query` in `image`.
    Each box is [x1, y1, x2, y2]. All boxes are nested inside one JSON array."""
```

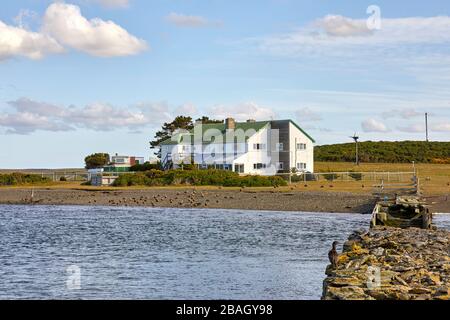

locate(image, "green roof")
[[159, 120, 315, 145], [287, 120, 316, 143]]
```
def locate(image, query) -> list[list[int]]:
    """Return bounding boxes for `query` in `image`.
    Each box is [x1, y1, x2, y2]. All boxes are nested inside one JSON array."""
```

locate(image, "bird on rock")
[[328, 241, 339, 269]]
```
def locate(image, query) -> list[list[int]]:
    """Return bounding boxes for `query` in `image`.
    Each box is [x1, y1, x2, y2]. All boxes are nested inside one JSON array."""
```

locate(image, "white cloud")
[[0, 3, 147, 61], [0, 20, 64, 61], [67, 103, 151, 130], [209, 102, 276, 122], [361, 118, 390, 133], [8, 97, 66, 116], [42, 3, 147, 57], [0, 112, 72, 135], [295, 107, 322, 122], [314, 15, 372, 37], [165, 12, 220, 28], [0, 98, 180, 134], [259, 15, 450, 57], [382, 108, 422, 119]]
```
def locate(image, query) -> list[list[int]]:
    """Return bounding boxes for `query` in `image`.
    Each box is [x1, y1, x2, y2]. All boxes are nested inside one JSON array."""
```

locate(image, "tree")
[[150, 116, 194, 158], [196, 116, 223, 124], [85, 153, 110, 169]]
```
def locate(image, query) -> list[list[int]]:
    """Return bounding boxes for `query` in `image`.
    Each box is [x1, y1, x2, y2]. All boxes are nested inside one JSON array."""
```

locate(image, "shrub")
[[323, 173, 339, 181], [0, 173, 51, 186], [112, 169, 287, 188], [59, 176, 67, 182], [348, 171, 363, 181], [130, 162, 161, 172]]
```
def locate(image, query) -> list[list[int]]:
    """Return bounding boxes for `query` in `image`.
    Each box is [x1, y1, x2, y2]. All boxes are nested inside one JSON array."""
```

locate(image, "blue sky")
[[1, 0, 450, 168]]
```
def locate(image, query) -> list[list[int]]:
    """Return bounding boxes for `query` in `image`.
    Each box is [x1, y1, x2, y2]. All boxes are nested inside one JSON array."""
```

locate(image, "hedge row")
[[0, 173, 51, 186], [113, 169, 287, 187]]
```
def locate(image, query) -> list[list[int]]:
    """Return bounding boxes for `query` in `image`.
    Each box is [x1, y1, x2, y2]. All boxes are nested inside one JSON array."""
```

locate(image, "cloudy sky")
[[1, 0, 449, 168]]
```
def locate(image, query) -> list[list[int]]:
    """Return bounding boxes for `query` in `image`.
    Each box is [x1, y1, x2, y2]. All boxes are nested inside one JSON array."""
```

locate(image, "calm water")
[[0, 205, 448, 300]]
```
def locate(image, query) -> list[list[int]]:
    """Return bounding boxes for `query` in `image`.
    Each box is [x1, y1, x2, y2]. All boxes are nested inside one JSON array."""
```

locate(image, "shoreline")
[[0, 188, 377, 214], [1, 187, 449, 214]]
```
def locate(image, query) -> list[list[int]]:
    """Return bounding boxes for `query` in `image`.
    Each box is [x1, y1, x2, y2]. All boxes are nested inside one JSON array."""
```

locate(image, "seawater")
[[0, 205, 448, 300]]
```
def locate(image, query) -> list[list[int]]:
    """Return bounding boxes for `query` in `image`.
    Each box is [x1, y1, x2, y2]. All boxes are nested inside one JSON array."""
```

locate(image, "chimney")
[[246, 119, 256, 123], [225, 118, 236, 130]]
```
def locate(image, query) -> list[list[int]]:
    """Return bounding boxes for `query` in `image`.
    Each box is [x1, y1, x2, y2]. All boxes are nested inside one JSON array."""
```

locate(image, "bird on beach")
[[328, 241, 339, 269]]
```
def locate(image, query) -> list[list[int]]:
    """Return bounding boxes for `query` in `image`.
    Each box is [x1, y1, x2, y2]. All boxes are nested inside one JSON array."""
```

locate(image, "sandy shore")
[[1, 187, 448, 213], [0, 188, 379, 214]]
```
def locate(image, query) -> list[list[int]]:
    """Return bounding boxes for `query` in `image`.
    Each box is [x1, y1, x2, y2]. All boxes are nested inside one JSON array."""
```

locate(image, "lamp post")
[[350, 134, 360, 166]]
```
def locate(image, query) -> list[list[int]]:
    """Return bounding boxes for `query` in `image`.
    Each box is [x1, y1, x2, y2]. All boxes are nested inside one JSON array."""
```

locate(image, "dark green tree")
[[196, 116, 223, 124], [150, 116, 194, 158], [84, 153, 110, 169]]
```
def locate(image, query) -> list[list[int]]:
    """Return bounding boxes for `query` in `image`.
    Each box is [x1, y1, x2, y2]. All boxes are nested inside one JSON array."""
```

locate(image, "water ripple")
[[0, 205, 448, 300]]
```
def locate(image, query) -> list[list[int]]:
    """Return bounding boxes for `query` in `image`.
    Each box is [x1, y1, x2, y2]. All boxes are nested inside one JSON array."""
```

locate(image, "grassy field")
[[1, 162, 449, 196], [315, 162, 450, 195]]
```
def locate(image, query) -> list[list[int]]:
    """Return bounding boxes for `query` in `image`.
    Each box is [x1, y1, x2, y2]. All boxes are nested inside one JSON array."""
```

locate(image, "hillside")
[[314, 141, 450, 164]]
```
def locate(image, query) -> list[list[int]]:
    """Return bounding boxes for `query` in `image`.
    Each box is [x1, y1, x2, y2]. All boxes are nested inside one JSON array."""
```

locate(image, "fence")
[[276, 171, 416, 184], [18, 171, 89, 182]]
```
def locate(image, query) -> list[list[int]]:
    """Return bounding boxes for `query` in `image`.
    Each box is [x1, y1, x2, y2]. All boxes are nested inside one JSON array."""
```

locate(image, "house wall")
[[233, 126, 275, 175], [288, 122, 314, 173]]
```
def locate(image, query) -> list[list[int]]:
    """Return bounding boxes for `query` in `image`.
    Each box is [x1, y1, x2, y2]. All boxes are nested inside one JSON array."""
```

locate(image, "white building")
[[111, 154, 145, 167], [159, 118, 315, 175]]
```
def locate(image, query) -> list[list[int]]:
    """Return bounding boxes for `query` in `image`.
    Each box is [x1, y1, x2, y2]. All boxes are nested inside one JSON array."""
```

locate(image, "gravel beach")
[[0, 188, 378, 214]]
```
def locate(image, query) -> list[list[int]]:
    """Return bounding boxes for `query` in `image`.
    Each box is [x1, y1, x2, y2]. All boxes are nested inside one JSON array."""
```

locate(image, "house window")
[[296, 143, 307, 150], [276, 162, 284, 170], [276, 143, 284, 151], [253, 163, 267, 170], [296, 163, 307, 170], [253, 143, 266, 150], [235, 164, 244, 173]]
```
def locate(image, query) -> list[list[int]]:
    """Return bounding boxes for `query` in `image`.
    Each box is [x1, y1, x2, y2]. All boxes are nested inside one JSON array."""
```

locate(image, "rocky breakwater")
[[322, 227, 449, 300]]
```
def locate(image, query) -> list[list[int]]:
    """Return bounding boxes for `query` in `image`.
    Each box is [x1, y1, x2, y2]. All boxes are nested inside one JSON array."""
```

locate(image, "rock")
[[322, 226, 450, 300], [409, 287, 432, 295], [325, 276, 364, 288], [372, 247, 384, 256], [424, 273, 441, 286], [324, 286, 374, 300]]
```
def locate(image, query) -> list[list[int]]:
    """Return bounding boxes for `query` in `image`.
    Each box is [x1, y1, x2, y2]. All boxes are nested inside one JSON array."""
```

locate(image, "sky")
[[1, 0, 450, 168]]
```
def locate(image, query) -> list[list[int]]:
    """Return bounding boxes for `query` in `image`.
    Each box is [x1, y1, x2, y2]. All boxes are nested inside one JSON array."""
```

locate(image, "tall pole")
[[356, 140, 359, 166], [425, 113, 429, 142]]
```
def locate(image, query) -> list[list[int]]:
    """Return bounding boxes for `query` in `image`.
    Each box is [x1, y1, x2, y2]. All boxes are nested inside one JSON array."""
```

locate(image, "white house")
[[159, 118, 315, 175]]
